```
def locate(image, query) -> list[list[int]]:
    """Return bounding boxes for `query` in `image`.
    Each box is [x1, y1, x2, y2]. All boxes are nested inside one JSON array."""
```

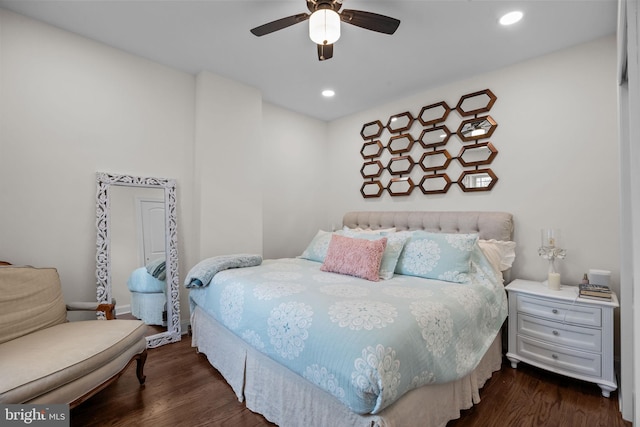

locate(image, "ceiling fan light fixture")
[[309, 9, 341, 45]]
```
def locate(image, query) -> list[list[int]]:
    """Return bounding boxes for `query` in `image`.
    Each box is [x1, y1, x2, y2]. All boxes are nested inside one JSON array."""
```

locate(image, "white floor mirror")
[[96, 172, 180, 348]]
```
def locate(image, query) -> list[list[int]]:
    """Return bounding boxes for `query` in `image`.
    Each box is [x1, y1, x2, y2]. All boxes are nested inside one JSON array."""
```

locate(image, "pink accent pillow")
[[320, 234, 387, 282]]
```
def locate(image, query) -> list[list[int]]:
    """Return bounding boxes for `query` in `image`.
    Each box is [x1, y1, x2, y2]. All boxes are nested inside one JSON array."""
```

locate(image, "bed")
[[187, 211, 514, 427], [127, 263, 167, 326]]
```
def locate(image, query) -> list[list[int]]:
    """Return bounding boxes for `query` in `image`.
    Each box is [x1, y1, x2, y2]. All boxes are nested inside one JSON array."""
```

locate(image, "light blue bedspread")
[[187, 246, 507, 415], [127, 267, 165, 293]]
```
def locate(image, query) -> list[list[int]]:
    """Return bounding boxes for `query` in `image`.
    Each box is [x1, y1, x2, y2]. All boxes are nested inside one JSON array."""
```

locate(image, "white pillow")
[[478, 239, 517, 276]]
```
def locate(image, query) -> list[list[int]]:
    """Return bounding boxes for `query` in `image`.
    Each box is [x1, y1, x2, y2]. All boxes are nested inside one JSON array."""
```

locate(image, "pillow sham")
[[321, 234, 387, 282], [395, 231, 479, 283], [343, 229, 410, 280], [299, 230, 343, 262], [478, 239, 516, 272]]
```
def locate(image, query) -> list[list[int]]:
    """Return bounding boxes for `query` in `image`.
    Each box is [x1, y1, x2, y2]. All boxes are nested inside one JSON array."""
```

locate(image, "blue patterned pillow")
[[394, 231, 479, 283], [299, 230, 344, 262], [342, 229, 411, 280]]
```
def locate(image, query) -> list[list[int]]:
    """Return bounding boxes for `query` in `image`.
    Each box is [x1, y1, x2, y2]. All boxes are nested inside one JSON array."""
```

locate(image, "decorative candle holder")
[[538, 229, 566, 290]]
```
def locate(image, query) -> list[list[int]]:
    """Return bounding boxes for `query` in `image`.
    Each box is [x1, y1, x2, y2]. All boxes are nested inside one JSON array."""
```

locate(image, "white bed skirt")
[[190, 305, 503, 427], [130, 292, 166, 326]]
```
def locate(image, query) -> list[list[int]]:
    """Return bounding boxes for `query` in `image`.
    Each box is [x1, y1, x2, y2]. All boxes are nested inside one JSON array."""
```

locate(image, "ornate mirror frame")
[[96, 172, 180, 348]]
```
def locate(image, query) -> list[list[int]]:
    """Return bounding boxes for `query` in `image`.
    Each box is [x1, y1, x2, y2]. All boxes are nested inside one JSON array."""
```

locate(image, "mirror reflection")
[[457, 116, 497, 142], [361, 140, 384, 159], [419, 174, 452, 194], [419, 126, 451, 148], [418, 102, 450, 126], [387, 177, 414, 196], [419, 150, 452, 171], [388, 134, 414, 154], [458, 142, 497, 167], [361, 161, 384, 178], [360, 120, 384, 140], [111, 186, 167, 329], [387, 156, 415, 175], [458, 169, 498, 192], [386, 112, 414, 133], [456, 89, 496, 116], [360, 180, 384, 198]]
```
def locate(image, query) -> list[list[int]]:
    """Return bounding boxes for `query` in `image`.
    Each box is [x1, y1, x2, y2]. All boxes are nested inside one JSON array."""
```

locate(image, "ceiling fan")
[[250, 0, 400, 61]]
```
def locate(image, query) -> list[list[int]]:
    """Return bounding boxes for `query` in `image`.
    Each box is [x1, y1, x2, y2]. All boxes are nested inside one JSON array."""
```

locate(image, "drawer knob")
[[552, 354, 558, 359], [552, 309, 558, 314], [552, 330, 559, 336]]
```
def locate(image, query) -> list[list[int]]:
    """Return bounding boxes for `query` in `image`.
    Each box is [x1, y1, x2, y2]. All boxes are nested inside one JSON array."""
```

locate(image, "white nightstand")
[[505, 279, 619, 397]]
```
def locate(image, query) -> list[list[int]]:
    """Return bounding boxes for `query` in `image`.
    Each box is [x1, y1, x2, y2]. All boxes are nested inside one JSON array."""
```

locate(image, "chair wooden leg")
[[136, 349, 148, 385], [69, 349, 149, 409]]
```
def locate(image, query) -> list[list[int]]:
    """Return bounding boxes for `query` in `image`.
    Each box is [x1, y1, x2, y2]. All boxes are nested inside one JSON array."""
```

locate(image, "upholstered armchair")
[[0, 266, 148, 408]]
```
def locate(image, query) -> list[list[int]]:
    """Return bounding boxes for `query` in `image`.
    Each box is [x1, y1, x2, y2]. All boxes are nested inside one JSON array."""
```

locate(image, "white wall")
[[0, 9, 327, 326], [327, 36, 619, 293], [262, 103, 329, 258], [0, 9, 196, 308], [193, 71, 264, 258]]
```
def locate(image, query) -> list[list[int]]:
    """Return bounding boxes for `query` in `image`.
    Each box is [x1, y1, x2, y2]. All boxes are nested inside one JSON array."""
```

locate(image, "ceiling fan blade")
[[317, 43, 334, 61], [250, 13, 310, 36], [340, 9, 400, 34]]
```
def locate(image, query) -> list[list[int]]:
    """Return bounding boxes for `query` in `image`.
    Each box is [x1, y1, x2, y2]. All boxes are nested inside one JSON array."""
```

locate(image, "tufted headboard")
[[342, 211, 514, 241]]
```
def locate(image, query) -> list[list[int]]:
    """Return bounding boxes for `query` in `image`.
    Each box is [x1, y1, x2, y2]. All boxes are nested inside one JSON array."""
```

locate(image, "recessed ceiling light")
[[499, 11, 523, 26], [322, 89, 335, 97]]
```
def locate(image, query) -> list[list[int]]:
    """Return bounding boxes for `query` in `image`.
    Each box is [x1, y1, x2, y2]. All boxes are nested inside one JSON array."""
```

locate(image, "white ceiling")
[[0, 0, 617, 121]]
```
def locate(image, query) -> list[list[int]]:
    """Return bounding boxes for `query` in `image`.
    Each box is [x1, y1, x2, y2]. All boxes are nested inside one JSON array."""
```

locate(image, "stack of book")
[[578, 283, 612, 300]]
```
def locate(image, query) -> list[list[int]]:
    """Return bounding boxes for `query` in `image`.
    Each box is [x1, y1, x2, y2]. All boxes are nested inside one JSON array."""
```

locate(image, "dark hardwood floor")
[[71, 338, 631, 427]]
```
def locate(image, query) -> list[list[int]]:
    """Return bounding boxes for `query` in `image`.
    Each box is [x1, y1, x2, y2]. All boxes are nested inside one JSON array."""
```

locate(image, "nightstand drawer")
[[518, 314, 602, 352], [517, 335, 601, 377], [517, 294, 601, 327]]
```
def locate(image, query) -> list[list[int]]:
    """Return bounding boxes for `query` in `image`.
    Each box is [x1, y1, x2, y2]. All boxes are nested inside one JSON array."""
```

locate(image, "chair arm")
[[66, 301, 116, 320]]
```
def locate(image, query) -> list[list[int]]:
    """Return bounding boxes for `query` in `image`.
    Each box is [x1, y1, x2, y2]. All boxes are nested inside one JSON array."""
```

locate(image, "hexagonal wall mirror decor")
[[387, 156, 415, 175], [457, 116, 497, 142], [358, 88, 499, 198], [387, 177, 414, 196], [361, 140, 384, 159], [419, 150, 452, 172], [360, 120, 384, 140], [361, 160, 384, 179], [419, 174, 452, 194], [458, 169, 498, 192], [455, 89, 496, 117], [386, 112, 414, 133], [361, 180, 385, 198], [457, 142, 498, 167], [418, 101, 451, 126], [419, 126, 451, 148], [388, 134, 415, 154]]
